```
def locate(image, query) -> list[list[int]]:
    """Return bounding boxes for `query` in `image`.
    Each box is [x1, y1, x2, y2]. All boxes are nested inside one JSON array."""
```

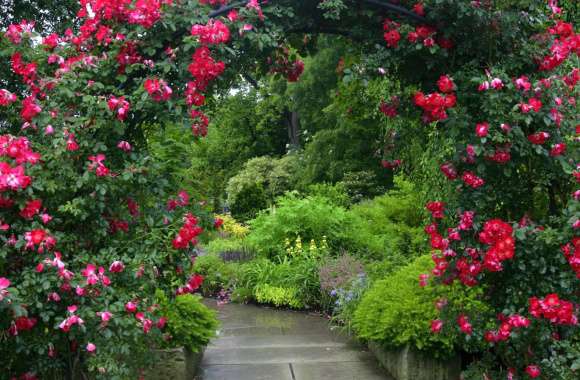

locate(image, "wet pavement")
[[198, 300, 390, 380]]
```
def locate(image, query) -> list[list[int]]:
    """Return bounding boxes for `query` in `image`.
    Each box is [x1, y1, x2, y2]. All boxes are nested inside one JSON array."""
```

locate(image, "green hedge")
[[353, 255, 489, 358]]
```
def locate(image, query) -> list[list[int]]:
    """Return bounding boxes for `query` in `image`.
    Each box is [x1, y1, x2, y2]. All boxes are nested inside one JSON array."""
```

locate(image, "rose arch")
[[0, 0, 578, 378]]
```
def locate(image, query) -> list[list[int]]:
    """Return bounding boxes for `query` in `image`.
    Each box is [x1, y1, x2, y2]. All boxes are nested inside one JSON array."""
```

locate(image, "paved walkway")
[[198, 300, 389, 380]]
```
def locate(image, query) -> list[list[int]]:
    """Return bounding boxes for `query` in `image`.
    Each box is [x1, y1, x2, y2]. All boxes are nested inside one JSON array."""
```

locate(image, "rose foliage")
[[0, 0, 578, 379]]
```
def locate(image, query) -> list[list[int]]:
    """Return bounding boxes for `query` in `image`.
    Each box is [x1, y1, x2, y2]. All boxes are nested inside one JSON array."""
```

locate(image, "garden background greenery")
[[0, 0, 578, 379]]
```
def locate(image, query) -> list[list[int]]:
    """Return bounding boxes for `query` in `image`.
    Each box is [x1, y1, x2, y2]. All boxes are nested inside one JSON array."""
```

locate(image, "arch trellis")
[[0, 1, 577, 378]]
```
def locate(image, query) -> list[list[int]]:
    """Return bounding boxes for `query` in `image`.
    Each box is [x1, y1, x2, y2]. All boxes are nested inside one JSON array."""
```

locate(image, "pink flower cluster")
[[0, 277, 10, 301], [0, 89, 18, 106], [3, 20, 35, 44], [562, 237, 580, 278], [88, 154, 110, 177], [144, 78, 172, 102], [80, 264, 111, 287], [107, 96, 130, 121], [191, 19, 231, 45], [484, 314, 530, 343]]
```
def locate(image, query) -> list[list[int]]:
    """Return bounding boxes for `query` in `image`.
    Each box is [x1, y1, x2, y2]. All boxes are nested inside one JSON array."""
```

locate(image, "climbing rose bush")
[[405, 7, 578, 379], [0, 0, 577, 378], [0, 0, 273, 377]]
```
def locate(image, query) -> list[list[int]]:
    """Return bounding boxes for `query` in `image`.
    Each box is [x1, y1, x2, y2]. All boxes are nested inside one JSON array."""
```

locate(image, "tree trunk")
[[284, 108, 300, 150]]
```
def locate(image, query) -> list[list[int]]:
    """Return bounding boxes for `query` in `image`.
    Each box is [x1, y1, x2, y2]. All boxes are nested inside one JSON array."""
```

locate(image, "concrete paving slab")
[[198, 364, 293, 380], [199, 300, 388, 380], [217, 325, 284, 337], [203, 345, 376, 365], [208, 334, 349, 349], [293, 361, 389, 380]]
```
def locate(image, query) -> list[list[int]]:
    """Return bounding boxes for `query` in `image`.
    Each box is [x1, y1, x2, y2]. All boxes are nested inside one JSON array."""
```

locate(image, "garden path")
[[198, 300, 389, 380]]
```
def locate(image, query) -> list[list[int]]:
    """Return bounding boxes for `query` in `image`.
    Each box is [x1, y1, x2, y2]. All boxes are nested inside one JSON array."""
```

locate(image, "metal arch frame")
[[208, 0, 429, 24]]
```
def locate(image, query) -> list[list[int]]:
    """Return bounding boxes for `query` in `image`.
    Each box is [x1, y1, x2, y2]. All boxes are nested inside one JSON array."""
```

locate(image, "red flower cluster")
[[519, 97, 542, 113], [455, 254, 482, 286], [484, 314, 530, 343], [176, 274, 204, 295], [440, 162, 458, 180], [461, 171, 485, 189], [172, 213, 203, 250], [549, 142, 566, 156], [188, 46, 226, 92], [413, 78, 456, 122], [20, 96, 42, 122], [529, 294, 578, 325], [525, 365, 541, 379], [191, 19, 230, 45], [0, 135, 41, 165], [185, 82, 206, 107], [80, 264, 111, 287], [486, 145, 511, 164], [24, 229, 56, 253], [457, 314, 472, 335], [527, 131, 550, 145], [540, 20, 579, 71], [379, 96, 399, 117], [383, 19, 401, 48], [475, 122, 489, 137], [270, 58, 305, 83], [479, 219, 515, 272], [437, 75, 455, 93], [20, 199, 42, 219], [190, 109, 210, 137], [116, 41, 142, 73], [107, 96, 130, 121], [8, 316, 37, 336], [167, 190, 190, 211], [562, 237, 580, 278], [426, 201, 445, 219], [78, 0, 170, 29], [144, 78, 172, 102], [381, 159, 402, 170], [408, 25, 437, 47]]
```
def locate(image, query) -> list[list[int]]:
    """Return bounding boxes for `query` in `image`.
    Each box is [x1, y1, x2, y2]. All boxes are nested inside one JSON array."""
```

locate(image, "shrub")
[[236, 257, 322, 309], [330, 273, 369, 332], [339, 170, 387, 203], [192, 255, 236, 296], [247, 193, 354, 258], [228, 182, 268, 221], [305, 182, 351, 208], [156, 291, 218, 353], [226, 155, 300, 221], [319, 254, 364, 293], [353, 255, 490, 358], [345, 177, 425, 261], [254, 284, 304, 309], [214, 214, 250, 239]]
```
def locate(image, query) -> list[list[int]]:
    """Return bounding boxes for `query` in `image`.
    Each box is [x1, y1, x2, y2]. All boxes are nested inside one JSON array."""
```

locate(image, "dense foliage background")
[[0, 0, 578, 379]]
